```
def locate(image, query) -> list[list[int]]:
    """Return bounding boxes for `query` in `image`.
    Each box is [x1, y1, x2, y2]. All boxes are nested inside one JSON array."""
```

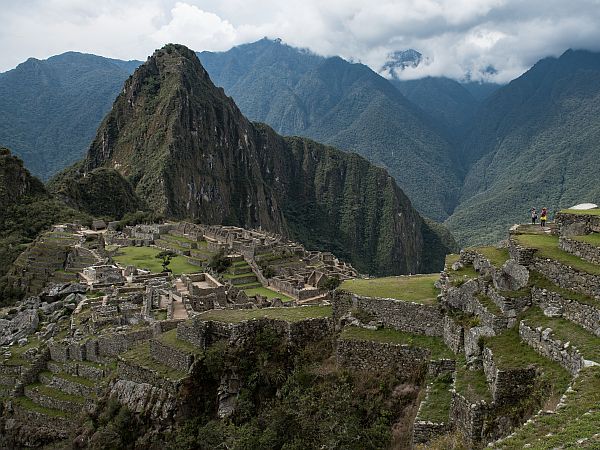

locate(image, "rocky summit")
[[51, 44, 455, 276]]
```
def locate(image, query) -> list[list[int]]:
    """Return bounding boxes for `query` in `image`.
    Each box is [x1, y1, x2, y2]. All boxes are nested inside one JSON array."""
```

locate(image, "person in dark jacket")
[[530, 207, 537, 224]]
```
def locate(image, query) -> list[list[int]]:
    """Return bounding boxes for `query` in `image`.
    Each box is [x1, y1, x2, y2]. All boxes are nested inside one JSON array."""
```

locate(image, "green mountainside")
[[0, 52, 140, 180], [55, 44, 455, 275], [0, 148, 89, 302], [447, 49, 600, 244], [199, 39, 461, 221], [391, 76, 479, 143]]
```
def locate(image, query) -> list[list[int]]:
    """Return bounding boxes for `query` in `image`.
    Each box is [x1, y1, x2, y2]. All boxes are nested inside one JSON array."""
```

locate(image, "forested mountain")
[[54, 44, 455, 275], [0, 52, 140, 180], [198, 39, 461, 221], [446, 49, 600, 244], [0, 147, 89, 302], [391, 77, 479, 143]]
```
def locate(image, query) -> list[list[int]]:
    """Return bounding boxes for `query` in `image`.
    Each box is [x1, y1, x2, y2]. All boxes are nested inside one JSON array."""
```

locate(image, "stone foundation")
[[335, 338, 430, 372]]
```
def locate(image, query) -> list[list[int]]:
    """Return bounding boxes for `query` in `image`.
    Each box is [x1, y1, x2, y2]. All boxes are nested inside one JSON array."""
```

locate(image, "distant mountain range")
[[1, 40, 599, 246]]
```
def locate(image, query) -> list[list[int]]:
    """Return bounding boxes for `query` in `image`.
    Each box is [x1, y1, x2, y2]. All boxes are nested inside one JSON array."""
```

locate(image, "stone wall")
[[333, 292, 444, 337], [519, 321, 585, 375], [117, 359, 181, 391], [449, 391, 489, 445], [109, 378, 178, 421], [531, 258, 600, 299], [442, 316, 464, 353], [428, 359, 456, 377], [486, 287, 530, 318], [532, 287, 600, 337], [508, 236, 538, 266], [482, 347, 537, 406], [149, 339, 195, 373], [559, 236, 600, 264], [335, 338, 430, 372], [444, 281, 508, 332], [555, 212, 600, 236]]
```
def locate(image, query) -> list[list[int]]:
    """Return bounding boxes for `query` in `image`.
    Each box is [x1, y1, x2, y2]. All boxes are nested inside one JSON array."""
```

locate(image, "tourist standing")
[[530, 207, 537, 224], [540, 207, 548, 227]]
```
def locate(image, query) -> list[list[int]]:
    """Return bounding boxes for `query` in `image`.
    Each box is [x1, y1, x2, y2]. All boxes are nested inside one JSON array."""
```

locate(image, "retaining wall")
[[559, 236, 600, 264]]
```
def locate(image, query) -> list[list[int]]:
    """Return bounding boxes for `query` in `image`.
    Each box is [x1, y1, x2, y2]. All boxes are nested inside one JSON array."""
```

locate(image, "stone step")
[[24, 383, 87, 414]]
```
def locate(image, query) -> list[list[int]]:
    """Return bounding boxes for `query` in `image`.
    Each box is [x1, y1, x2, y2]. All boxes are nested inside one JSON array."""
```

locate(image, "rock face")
[[56, 44, 455, 275], [493, 260, 529, 292]]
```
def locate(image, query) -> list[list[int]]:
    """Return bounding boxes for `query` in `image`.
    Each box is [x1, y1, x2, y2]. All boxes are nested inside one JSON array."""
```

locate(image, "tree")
[[322, 275, 341, 291], [208, 249, 231, 273], [155, 250, 175, 272]]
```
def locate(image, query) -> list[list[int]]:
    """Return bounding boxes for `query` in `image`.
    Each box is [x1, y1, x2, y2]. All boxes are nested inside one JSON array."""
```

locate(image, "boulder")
[[451, 261, 464, 271], [58, 283, 87, 296], [493, 259, 529, 291]]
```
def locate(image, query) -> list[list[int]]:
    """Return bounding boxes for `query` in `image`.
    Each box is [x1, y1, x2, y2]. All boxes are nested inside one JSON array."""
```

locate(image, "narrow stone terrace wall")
[[450, 391, 489, 446], [149, 339, 195, 373], [531, 258, 600, 299], [443, 316, 464, 353], [519, 321, 585, 375], [559, 236, 600, 264], [336, 338, 430, 372], [333, 292, 444, 337], [532, 287, 600, 337], [482, 347, 537, 406]]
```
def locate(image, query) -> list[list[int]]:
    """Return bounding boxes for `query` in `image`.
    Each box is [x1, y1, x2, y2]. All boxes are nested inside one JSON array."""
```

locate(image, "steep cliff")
[[57, 44, 454, 275]]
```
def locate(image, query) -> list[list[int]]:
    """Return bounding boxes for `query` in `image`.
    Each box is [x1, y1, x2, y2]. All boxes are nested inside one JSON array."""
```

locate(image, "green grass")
[[449, 264, 479, 286], [521, 307, 600, 362], [244, 287, 294, 302], [418, 374, 453, 423], [454, 355, 492, 403], [498, 366, 600, 449], [339, 326, 453, 360], [445, 253, 460, 268], [222, 272, 256, 280], [154, 309, 167, 321], [113, 246, 200, 275], [560, 209, 600, 216], [198, 306, 332, 323], [573, 233, 600, 247], [50, 371, 96, 387], [164, 234, 196, 243], [121, 342, 188, 380], [515, 233, 600, 275], [4, 337, 40, 366], [529, 271, 600, 308], [340, 274, 440, 304], [476, 293, 502, 315], [12, 396, 72, 418], [471, 246, 510, 268], [158, 329, 202, 355], [28, 383, 86, 404]]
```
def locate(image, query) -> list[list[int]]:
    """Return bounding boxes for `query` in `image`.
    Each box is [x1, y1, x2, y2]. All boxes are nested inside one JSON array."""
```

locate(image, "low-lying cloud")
[[2, 0, 600, 82]]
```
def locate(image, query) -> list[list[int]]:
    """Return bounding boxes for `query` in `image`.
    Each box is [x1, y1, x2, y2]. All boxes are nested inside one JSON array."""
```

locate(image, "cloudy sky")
[[2, 0, 600, 82]]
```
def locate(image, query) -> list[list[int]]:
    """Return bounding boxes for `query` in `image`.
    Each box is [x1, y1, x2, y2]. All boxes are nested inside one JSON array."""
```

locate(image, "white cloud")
[[2, 0, 600, 83]]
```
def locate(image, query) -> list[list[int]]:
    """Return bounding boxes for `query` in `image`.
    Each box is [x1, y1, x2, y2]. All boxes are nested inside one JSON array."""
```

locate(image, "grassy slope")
[[340, 274, 440, 304]]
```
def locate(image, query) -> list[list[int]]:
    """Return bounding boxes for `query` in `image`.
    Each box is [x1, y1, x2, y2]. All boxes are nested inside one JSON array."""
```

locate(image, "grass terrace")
[[12, 396, 72, 418], [418, 374, 453, 423], [573, 233, 600, 247], [244, 287, 294, 302], [497, 366, 600, 449], [28, 383, 86, 404], [340, 326, 453, 360], [449, 264, 479, 286], [113, 246, 200, 275], [514, 233, 600, 275], [121, 342, 187, 380], [454, 355, 492, 403], [197, 305, 332, 323], [158, 329, 202, 355], [560, 209, 600, 216], [340, 274, 440, 304], [522, 307, 600, 362], [4, 337, 41, 366], [164, 234, 196, 243], [444, 253, 460, 268], [476, 293, 502, 316], [529, 271, 600, 308], [471, 246, 510, 268], [483, 327, 571, 400]]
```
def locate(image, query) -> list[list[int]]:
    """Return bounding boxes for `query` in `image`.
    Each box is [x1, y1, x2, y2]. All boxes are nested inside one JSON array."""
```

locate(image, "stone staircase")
[[222, 260, 260, 288]]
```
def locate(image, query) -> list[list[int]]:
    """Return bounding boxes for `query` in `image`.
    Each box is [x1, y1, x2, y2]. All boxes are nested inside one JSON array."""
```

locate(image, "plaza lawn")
[[113, 246, 199, 275], [340, 274, 440, 304], [244, 287, 294, 302], [197, 305, 332, 323]]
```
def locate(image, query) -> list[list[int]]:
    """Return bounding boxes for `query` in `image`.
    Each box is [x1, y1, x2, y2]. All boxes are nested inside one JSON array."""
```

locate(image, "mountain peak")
[[381, 49, 424, 78]]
